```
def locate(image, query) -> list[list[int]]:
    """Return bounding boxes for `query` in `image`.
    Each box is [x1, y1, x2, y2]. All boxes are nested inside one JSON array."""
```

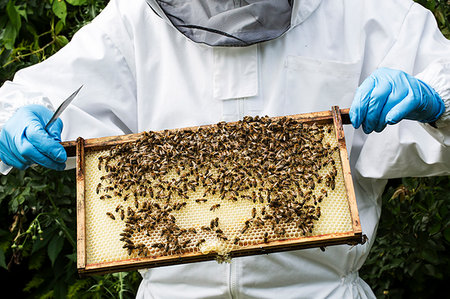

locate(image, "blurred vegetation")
[[359, 177, 450, 298], [0, 0, 449, 298]]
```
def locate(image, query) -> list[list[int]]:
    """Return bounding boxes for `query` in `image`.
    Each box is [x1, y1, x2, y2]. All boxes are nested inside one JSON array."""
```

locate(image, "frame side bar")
[[331, 106, 362, 236], [76, 137, 87, 271]]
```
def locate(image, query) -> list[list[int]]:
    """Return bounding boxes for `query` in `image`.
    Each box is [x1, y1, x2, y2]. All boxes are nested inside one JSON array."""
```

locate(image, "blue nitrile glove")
[[350, 68, 445, 133], [0, 104, 67, 170]]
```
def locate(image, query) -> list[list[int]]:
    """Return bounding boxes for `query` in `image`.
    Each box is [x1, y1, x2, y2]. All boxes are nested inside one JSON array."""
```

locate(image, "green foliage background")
[[0, 0, 449, 298]]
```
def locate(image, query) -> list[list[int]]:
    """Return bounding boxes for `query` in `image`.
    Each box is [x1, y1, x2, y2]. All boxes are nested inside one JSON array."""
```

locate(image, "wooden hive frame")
[[62, 106, 363, 276]]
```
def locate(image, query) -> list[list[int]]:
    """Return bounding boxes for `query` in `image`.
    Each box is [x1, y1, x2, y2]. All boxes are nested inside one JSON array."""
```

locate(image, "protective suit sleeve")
[[0, 84, 57, 175], [355, 2, 450, 179], [415, 59, 450, 145], [0, 0, 138, 145], [416, 59, 450, 127], [0, 83, 55, 131]]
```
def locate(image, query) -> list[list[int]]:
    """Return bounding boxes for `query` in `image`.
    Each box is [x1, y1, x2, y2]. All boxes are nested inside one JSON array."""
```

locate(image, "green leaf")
[[444, 226, 450, 243], [48, 234, 64, 266], [429, 223, 441, 235], [16, 4, 28, 22], [6, 1, 21, 31], [25, 23, 38, 39], [55, 20, 64, 35], [52, 0, 67, 23], [9, 197, 19, 213], [0, 248, 7, 269], [67, 279, 90, 299], [435, 9, 446, 27], [40, 290, 54, 299], [23, 276, 45, 292], [442, 27, 450, 40], [29, 252, 45, 270], [424, 264, 442, 279], [66, 0, 88, 6], [406, 262, 421, 276], [422, 247, 439, 264], [2, 23, 18, 50], [65, 252, 76, 262], [55, 35, 69, 47]]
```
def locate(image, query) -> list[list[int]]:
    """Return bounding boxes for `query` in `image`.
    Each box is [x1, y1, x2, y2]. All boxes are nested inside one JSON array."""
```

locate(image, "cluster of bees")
[[96, 116, 340, 258]]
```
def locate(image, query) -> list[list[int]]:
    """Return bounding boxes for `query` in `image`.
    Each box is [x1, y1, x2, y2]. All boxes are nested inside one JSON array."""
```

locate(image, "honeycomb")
[[83, 116, 353, 266]]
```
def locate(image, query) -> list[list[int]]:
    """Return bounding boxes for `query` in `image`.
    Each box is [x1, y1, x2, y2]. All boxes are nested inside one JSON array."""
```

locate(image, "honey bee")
[[316, 207, 321, 218], [195, 199, 207, 203], [317, 176, 323, 185], [264, 232, 269, 243], [152, 243, 164, 249], [201, 226, 211, 232], [127, 206, 134, 217], [241, 220, 250, 234], [210, 204, 220, 211], [251, 207, 257, 218], [258, 194, 264, 204], [210, 217, 219, 229], [196, 238, 206, 247], [361, 234, 368, 245], [233, 237, 240, 245], [106, 212, 115, 220], [182, 239, 191, 248], [96, 183, 102, 194], [255, 217, 264, 227]]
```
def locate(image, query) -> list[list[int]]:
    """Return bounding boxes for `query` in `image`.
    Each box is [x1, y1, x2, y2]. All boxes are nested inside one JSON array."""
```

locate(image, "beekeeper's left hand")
[[350, 68, 445, 133]]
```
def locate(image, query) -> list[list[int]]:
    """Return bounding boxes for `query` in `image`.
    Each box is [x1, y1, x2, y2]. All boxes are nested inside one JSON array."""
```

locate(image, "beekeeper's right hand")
[[0, 104, 67, 170]]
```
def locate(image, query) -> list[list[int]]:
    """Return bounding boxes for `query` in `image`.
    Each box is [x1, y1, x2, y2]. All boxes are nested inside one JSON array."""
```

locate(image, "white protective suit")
[[1, 0, 450, 298]]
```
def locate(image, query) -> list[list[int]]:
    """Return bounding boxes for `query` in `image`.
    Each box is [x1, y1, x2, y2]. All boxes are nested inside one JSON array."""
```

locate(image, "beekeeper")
[[1, 0, 449, 298]]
